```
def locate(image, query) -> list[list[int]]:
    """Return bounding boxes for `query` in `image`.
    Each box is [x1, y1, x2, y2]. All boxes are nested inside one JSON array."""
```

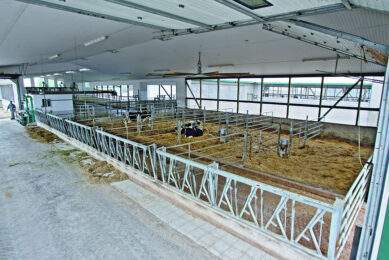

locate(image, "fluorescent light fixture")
[[208, 64, 234, 68], [154, 68, 171, 72], [84, 36, 108, 47], [232, 0, 272, 9], [65, 71, 75, 74], [302, 56, 350, 62], [46, 74, 51, 77], [53, 73, 61, 76], [48, 54, 60, 60], [79, 68, 90, 71]]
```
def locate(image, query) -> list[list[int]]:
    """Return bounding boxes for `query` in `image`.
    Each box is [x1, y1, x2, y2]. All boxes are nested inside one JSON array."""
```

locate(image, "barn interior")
[[1, 1, 389, 260]]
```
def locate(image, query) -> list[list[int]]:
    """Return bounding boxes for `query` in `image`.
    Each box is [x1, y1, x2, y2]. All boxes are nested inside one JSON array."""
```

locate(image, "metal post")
[[328, 198, 344, 259], [225, 113, 229, 141], [218, 112, 221, 135], [277, 119, 282, 155], [137, 114, 141, 133], [245, 110, 249, 133], [243, 131, 248, 166], [288, 120, 293, 157], [260, 78, 264, 115], [177, 120, 182, 144], [303, 116, 308, 147], [203, 108, 207, 130], [318, 77, 324, 120], [249, 136, 252, 160], [356, 77, 365, 126], [200, 79, 202, 109], [217, 78, 220, 111], [286, 77, 291, 119], [237, 78, 240, 113]]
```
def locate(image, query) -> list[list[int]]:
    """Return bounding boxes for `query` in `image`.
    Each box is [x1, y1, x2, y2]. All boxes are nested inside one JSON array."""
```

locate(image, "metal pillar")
[[357, 58, 389, 260], [355, 77, 365, 126], [260, 78, 264, 115], [318, 76, 324, 120], [286, 77, 291, 118]]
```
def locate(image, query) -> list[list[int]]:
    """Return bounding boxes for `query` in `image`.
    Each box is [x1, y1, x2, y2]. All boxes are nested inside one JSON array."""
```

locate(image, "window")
[[57, 80, 64, 87], [34, 77, 45, 87], [185, 75, 383, 126], [23, 78, 32, 87], [239, 78, 261, 101], [148, 84, 176, 100], [202, 79, 218, 99], [219, 78, 238, 100], [48, 79, 55, 87]]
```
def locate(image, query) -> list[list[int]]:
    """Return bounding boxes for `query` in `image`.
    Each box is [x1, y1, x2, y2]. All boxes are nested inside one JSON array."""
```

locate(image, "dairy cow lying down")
[[174, 120, 204, 138]]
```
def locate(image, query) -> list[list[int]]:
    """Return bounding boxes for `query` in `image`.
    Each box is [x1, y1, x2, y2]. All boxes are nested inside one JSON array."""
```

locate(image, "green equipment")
[[17, 96, 35, 126]]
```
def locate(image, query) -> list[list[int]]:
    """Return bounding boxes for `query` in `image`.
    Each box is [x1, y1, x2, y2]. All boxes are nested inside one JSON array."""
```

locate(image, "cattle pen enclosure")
[[34, 105, 373, 260]]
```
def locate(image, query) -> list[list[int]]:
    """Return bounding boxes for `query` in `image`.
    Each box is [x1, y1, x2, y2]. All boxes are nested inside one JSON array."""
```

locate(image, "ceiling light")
[[208, 64, 234, 68], [79, 68, 90, 71], [154, 69, 171, 72], [46, 74, 51, 76], [232, 0, 272, 9], [302, 56, 350, 62], [84, 36, 108, 47], [53, 73, 61, 76], [48, 54, 60, 60], [65, 71, 75, 74]]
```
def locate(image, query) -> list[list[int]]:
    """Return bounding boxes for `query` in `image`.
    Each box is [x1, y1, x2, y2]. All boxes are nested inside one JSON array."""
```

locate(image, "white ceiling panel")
[[0, 1, 154, 67], [303, 8, 389, 46], [252, 0, 342, 16], [118, 0, 250, 24], [39, 0, 200, 29], [350, 0, 389, 13]]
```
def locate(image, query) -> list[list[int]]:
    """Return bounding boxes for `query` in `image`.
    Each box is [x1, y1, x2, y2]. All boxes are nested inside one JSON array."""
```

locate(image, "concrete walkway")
[[0, 119, 215, 259]]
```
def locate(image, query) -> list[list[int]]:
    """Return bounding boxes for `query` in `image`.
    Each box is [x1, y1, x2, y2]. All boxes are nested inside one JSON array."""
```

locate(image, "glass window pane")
[[57, 80, 64, 87], [289, 105, 319, 121], [147, 85, 159, 100], [262, 104, 287, 118], [219, 101, 237, 112], [263, 77, 289, 104], [187, 99, 199, 109], [23, 78, 31, 87], [48, 79, 55, 87], [359, 111, 379, 127], [239, 102, 260, 114], [219, 78, 238, 100], [239, 78, 261, 101], [202, 100, 217, 111], [321, 108, 356, 125], [186, 80, 200, 99], [361, 76, 383, 108], [201, 79, 218, 99]]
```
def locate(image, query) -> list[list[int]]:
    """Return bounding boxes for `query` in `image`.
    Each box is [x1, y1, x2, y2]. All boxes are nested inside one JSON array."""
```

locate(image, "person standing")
[[7, 101, 16, 120]]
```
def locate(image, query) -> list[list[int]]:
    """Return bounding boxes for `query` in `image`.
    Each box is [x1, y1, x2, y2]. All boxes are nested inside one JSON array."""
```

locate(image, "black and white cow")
[[174, 120, 203, 138]]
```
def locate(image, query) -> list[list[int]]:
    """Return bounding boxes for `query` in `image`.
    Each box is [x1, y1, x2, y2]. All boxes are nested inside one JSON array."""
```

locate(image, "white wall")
[[30, 94, 73, 113]]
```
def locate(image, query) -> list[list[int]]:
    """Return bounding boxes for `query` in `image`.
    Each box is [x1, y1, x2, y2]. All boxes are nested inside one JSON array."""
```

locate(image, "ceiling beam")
[[288, 19, 389, 53], [15, 0, 170, 31], [104, 0, 213, 29], [341, 0, 352, 10], [214, 0, 264, 22], [154, 3, 347, 39], [262, 23, 384, 66]]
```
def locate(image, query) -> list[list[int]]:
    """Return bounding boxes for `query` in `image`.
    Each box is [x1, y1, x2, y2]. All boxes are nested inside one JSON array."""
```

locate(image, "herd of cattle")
[[122, 112, 204, 138]]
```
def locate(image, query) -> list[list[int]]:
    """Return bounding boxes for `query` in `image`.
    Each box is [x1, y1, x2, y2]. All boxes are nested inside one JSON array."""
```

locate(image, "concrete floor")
[[0, 119, 216, 259]]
